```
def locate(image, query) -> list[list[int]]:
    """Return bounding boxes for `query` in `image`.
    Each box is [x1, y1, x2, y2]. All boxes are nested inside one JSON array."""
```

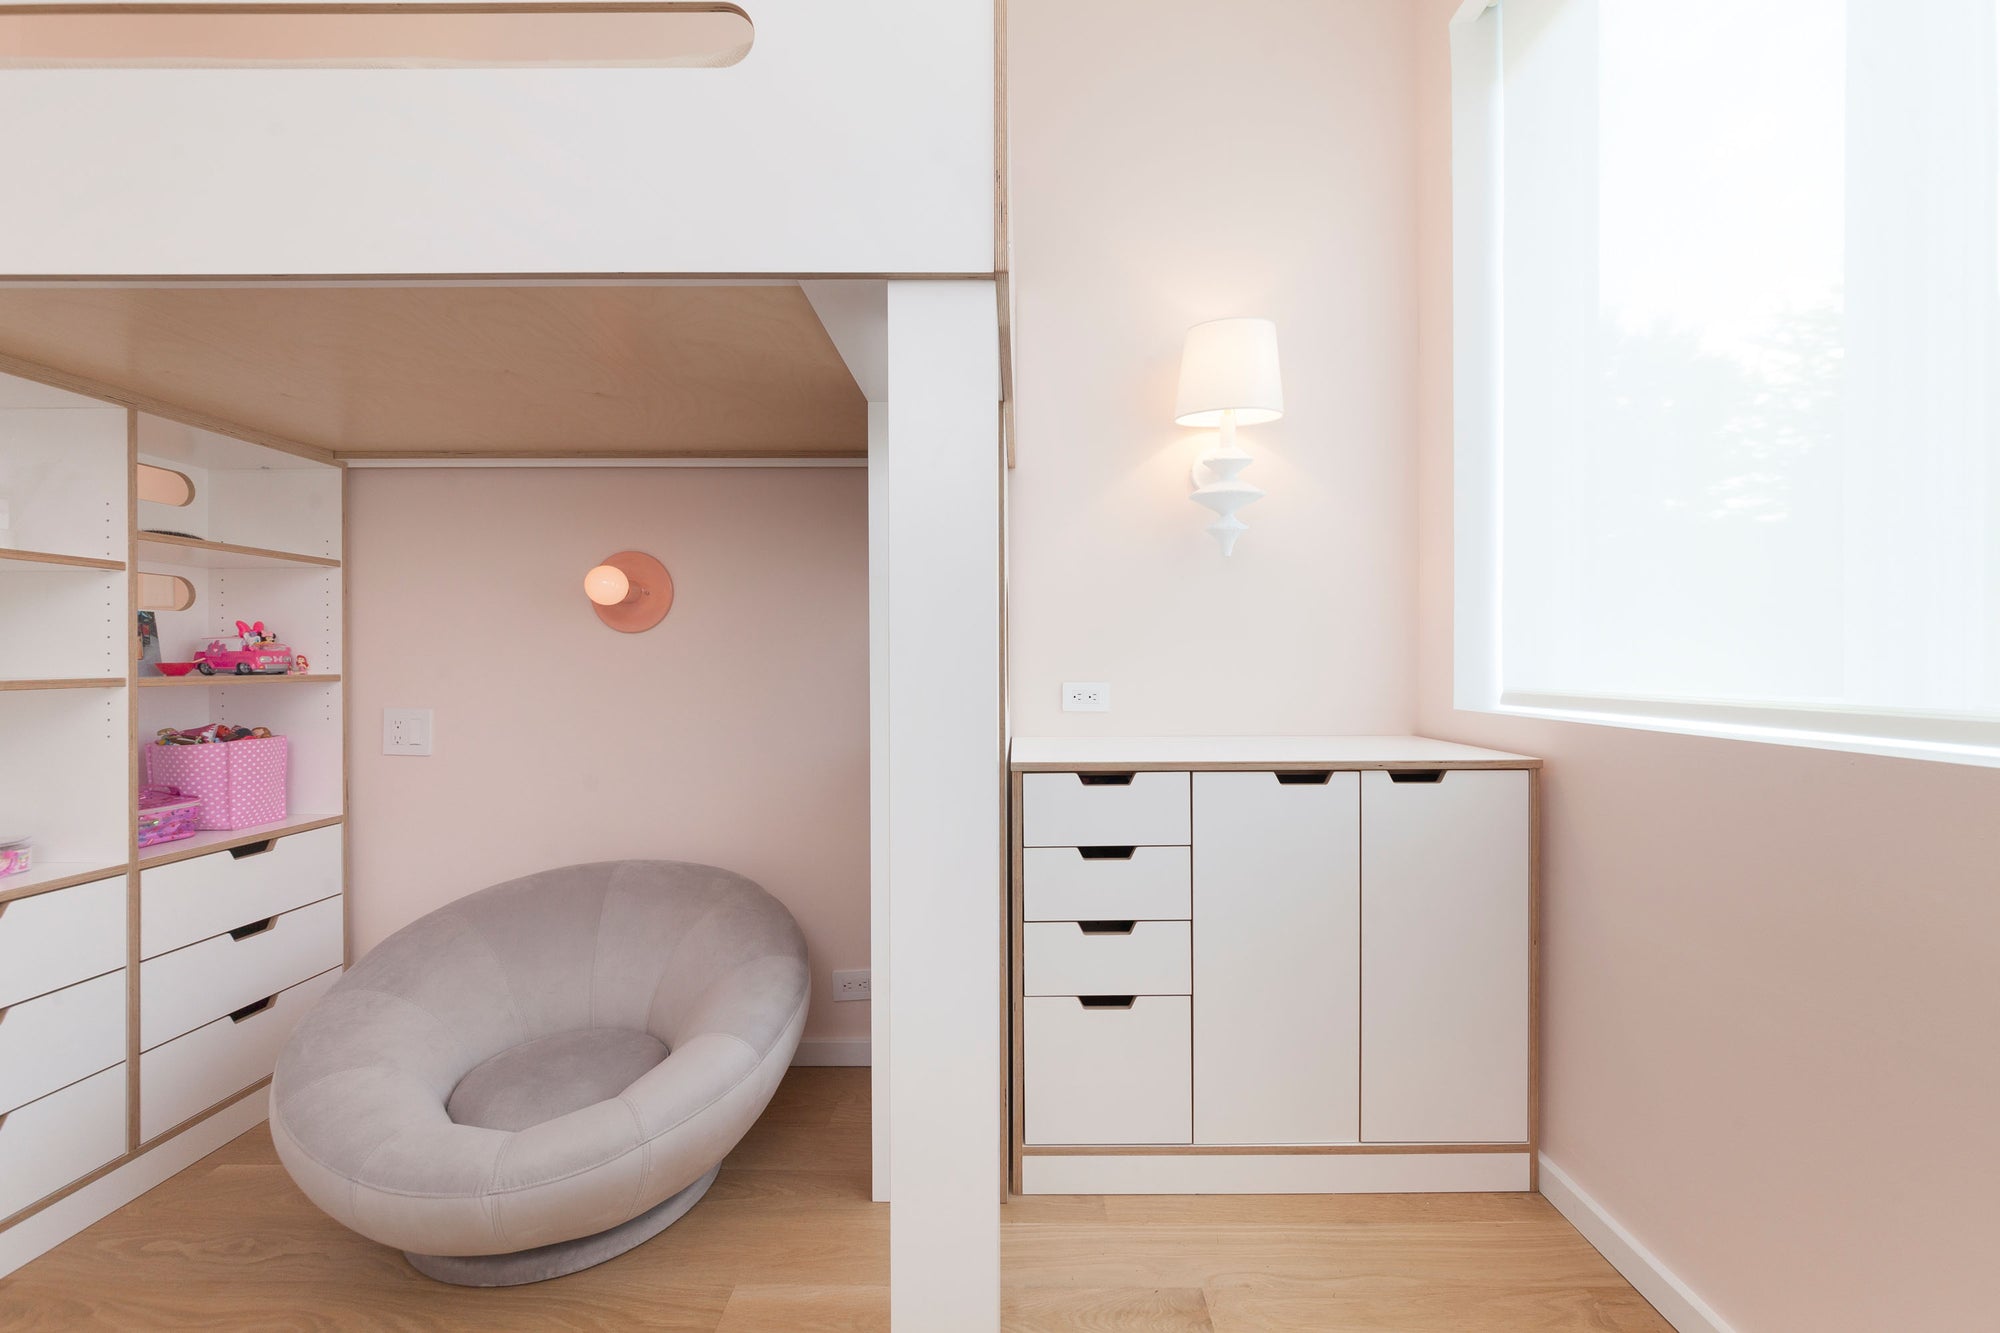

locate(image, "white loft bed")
[[0, 5, 1004, 1328]]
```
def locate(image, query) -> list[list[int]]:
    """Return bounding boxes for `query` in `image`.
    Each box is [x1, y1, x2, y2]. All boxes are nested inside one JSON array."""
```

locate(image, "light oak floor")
[[0, 1068, 1670, 1331]]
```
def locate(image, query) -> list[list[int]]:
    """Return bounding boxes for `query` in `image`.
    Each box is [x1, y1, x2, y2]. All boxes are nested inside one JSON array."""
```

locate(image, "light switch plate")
[[382, 707, 433, 756]]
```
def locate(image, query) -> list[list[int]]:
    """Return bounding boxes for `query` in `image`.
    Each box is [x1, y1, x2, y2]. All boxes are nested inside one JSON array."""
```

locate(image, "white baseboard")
[[0, 1092, 270, 1280], [1539, 1154, 1739, 1333], [791, 1038, 871, 1067]]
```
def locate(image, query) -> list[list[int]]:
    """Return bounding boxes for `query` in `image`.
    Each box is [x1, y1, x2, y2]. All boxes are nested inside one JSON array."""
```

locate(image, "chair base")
[[403, 1163, 722, 1287]]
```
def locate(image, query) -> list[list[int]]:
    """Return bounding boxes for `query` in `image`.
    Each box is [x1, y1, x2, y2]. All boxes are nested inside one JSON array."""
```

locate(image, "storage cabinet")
[[0, 361, 348, 1237], [1010, 738, 1539, 1195]]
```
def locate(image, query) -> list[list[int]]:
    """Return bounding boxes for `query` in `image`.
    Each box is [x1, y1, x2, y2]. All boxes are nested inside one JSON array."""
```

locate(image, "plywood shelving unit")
[[0, 364, 347, 1237]]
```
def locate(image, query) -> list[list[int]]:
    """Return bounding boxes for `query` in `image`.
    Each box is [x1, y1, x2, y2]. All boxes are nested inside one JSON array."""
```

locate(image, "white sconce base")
[[1190, 419, 1263, 556]]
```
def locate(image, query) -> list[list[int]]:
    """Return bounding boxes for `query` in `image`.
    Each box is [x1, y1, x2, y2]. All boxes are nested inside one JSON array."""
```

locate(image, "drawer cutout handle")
[[1077, 846, 1136, 861], [1077, 920, 1137, 935], [1075, 772, 1135, 787], [1389, 769, 1447, 784], [1275, 771, 1334, 785], [229, 916, 276, 941], [229, 994, 277, 1023], [229, 839, 277, 860], [1078, 995, 1136, 1009]]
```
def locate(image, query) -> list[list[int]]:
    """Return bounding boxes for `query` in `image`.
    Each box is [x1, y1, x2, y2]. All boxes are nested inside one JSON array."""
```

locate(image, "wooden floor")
[[0, 1068, 1670, 1331]]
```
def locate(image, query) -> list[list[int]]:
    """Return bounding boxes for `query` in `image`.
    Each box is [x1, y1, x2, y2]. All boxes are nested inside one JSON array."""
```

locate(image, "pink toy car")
[[196, 620, 297, 676]]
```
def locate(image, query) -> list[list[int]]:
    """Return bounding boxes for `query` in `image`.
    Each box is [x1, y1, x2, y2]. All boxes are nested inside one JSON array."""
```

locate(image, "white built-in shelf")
[[136, 533, 340, 571], [0, 678, 127, 692], [136, 814, 344, 870], [0, 547, 125, 574], [139, 674, 341, 689], [0, 859, 129, 905]]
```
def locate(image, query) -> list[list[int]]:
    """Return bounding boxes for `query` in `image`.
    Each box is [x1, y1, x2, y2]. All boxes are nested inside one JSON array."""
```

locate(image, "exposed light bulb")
[[584, 563, 631, 606]]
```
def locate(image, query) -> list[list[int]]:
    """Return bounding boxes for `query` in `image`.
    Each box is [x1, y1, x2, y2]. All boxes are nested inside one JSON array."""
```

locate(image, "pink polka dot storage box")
[[144, 737, 289, 830]]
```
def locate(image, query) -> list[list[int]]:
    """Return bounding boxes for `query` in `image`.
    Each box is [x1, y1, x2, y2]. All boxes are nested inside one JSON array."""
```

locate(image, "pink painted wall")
[[1005, 0, 1419, 736], [1413, 4, 2000, 1330], [346, 466, 869, 1047]]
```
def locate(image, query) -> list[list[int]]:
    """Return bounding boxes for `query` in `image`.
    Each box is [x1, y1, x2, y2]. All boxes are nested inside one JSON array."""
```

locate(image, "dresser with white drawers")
[[0, 825, 345, 1227], [1009, 737, 1539, 1195]]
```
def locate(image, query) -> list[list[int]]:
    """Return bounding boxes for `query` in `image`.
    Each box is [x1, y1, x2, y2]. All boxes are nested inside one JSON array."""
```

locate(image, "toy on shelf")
[[196, 621, 296, 676], [0, 835, 30, 878], [154, 724, 275, 745], [137, 787, 201, 848]]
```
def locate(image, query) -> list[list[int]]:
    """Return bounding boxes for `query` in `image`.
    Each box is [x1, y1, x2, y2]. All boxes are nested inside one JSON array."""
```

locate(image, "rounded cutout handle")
[[228, 916, 276, 941]]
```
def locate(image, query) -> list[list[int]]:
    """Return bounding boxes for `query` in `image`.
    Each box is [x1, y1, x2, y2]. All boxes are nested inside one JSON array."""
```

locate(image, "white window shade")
[[1454, 0, 2000, 762]]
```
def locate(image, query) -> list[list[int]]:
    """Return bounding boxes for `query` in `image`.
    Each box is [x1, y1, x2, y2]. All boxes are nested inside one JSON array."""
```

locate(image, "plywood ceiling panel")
[[0, 284, 866, 457]]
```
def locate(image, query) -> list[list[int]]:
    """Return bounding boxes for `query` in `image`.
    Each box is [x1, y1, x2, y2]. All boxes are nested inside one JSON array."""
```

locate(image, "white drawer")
[[142, 824, 344, 959], [1022, 771, 1191, 848], [141, 895, 343, 1050], [0, 1064, 126, 1221], [1024, 920, 1191, 997], [1025, 995, 1190, 1145], [0, 970, 125, 1116], [1024, 846, 1191, 921], [0, 877, 125, 1010], [141, 966, 339, 1142]]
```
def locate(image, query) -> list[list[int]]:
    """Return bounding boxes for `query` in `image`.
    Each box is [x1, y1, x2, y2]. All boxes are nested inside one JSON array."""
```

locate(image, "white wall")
[[1006, 0, 1420, 737]]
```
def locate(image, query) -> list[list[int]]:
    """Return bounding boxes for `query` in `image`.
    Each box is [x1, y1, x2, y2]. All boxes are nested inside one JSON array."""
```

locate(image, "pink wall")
[[1005, 0, 1419, 737], [1413, 4, 2000, 1330], [347, 466, 869, 1047]]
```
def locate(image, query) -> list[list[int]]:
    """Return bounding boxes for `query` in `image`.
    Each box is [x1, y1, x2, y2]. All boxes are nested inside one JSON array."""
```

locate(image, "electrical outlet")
[[1062, 681, 1111, 713], [382, 707, 433, 756], [833, 968, 871, 1001]]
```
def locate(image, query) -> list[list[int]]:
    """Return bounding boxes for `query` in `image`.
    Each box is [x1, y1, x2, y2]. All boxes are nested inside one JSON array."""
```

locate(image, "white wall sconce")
[[1175, 317, 1284, 555]]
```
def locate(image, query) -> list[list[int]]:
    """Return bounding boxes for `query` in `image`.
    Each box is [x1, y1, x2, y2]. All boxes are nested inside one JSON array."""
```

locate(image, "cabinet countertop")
[[1010, 735, 1540, 770]]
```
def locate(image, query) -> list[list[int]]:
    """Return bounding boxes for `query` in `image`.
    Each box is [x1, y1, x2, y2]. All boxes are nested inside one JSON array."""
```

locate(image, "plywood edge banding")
[[135, 534, 339, 568], [0, 548, 124, 571]]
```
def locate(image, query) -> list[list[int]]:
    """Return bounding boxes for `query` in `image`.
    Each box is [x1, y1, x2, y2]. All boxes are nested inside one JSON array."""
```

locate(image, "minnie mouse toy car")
[[195, 621, 297, 676]]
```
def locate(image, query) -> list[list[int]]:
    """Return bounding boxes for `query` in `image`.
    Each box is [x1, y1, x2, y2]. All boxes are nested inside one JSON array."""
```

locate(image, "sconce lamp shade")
[[584, 551, 674, 632], [1174, 317, 1285, 427]]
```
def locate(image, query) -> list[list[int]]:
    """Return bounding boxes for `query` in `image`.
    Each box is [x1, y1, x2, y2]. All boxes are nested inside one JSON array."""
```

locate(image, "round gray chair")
[[269, 860, 809, 1286]]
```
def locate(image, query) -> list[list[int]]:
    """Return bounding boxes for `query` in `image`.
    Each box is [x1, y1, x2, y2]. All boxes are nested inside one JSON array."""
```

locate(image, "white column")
[[867, 397, 892, 1204], [883, 279, 1002, 1331]]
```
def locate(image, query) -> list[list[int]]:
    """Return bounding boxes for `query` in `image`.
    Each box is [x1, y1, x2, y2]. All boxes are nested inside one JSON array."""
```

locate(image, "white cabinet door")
[[1192, 771, 1359, 1145], [1361, 769, 1530, 1143]]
